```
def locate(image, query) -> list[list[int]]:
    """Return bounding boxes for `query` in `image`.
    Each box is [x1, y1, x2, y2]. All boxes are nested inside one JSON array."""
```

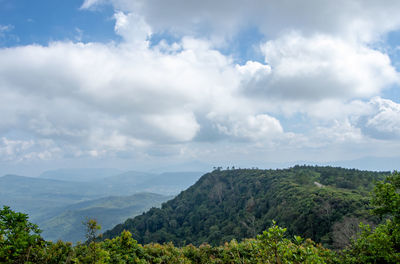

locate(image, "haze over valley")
[[0, 169, 202, 242]]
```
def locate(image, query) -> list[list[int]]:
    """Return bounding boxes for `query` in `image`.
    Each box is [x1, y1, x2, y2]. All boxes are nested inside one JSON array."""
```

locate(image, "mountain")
[[37, 169, 204, 195], [39, 168, 123, 182], [132, 171, 206, 195], [39, 193, 172, 243], [103, 166, 389, 248], [99, 171, 204, 195], [0, 171, 203, 218], [0, 175, 102, 220], [0, 170, 203, 243]]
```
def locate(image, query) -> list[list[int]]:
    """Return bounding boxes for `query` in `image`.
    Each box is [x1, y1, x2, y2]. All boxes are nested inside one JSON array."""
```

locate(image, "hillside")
[[0, 171, 202, 218], [39, 193, 172, 242], [103, 166, 389, 248], [0, 170, 202, 244], [0, 175, 102, 220]]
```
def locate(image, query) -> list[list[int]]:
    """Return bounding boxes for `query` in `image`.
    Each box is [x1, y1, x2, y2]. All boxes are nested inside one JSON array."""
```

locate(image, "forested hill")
[[103, 166, 389, 248]]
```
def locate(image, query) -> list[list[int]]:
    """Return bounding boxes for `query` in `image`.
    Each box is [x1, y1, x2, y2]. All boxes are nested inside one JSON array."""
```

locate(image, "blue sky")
[[0, 0, 266, 63], [1, 0, 400, 175], [0, 0, 116, 46]]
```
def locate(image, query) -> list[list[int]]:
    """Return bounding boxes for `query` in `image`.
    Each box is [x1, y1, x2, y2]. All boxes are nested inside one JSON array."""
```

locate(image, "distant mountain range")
[[39, 192, 172, 243], [39, 168, 124, 182], [0, 169, 203, 242], [37, 169, 204, 195]]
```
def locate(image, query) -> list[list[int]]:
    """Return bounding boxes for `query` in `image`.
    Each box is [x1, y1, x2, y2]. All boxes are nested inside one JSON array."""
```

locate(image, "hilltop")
[[103, 166, 388, 248]]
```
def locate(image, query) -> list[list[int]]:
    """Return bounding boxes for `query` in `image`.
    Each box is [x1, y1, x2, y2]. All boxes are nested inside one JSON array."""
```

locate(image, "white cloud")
[[314, 119, 363, 145], [214, 114, 283, 142], [356, 97, 400, 139], [80, 0, 106, 10], [80, 0, 400, 43], [238, 32, 399, 101], [113, 11, 152, 46], [144, 113, 200, 142], [0, 137, 61, 162], [297, 97, 400, 145], [0, 36, 270, 158]]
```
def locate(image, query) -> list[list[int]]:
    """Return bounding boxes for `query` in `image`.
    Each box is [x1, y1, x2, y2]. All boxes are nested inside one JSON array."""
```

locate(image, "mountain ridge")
[[103, 166, 388, 248]]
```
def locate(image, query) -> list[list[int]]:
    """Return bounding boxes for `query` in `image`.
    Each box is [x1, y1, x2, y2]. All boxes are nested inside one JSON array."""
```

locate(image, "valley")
[[0, 169, 203, 242]]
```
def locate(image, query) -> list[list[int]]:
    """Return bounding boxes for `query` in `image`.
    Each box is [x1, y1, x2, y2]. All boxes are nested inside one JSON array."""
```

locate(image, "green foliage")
[[343, 222, 400, 263], [38, 240, 74, 264], [371, 171, 400, 222], [255, 221, 337, 264], [85, 218, 102, 244], [102, 230, 147, 263], [73, 241, 110, 264], [343, 171, 400, 263], [0, 206, 44, 263]]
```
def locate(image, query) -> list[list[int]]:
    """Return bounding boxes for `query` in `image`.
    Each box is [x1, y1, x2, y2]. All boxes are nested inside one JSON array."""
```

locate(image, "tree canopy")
[[103, 166, 387, 247]]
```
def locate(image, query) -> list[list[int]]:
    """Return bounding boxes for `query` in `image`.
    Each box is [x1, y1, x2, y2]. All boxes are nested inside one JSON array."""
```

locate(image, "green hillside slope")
[[103, 166, 388, 248], [0, 171, 202, 220], [0, 171, 201, 244], [40, 193, 172, 243]]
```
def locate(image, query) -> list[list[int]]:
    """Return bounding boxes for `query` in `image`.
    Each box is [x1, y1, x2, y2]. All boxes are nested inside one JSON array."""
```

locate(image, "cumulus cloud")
[[239, 32, 399, 101], [81, 0, 400, 42], [206, 114, 283, 142], [113, 11, 152, 46], [1, 0, 400, 167], [295, 97, 400, 147], [356, 97, 400, 139], [0, 35, 286, 160]]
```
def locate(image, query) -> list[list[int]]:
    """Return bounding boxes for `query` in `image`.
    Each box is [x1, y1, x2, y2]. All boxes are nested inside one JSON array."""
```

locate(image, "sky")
[[1, 0, 400, 175]]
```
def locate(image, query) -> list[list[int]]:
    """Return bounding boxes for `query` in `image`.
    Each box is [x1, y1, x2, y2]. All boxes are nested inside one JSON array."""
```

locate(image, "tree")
[[332, 216, 372, 250], [343, 172, 400, 263], [371, 171, 400, 222], [84, 218, 101, 245], [0, 206, 44, 263], [74, 219, 108, 264], [255, 221, 336, 263]]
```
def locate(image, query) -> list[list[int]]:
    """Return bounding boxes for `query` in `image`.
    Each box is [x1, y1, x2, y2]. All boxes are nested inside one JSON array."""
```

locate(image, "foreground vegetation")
[[1, 170, 400, 263]]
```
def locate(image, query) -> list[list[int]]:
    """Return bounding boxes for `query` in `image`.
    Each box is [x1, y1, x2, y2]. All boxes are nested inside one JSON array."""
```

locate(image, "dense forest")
[[103, 166, 388, 248], [1, 169, 400, 263]]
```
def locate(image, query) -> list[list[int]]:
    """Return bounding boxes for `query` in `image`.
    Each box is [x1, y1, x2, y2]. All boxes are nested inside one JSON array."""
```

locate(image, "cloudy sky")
[[1, 0, 400, 175]]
